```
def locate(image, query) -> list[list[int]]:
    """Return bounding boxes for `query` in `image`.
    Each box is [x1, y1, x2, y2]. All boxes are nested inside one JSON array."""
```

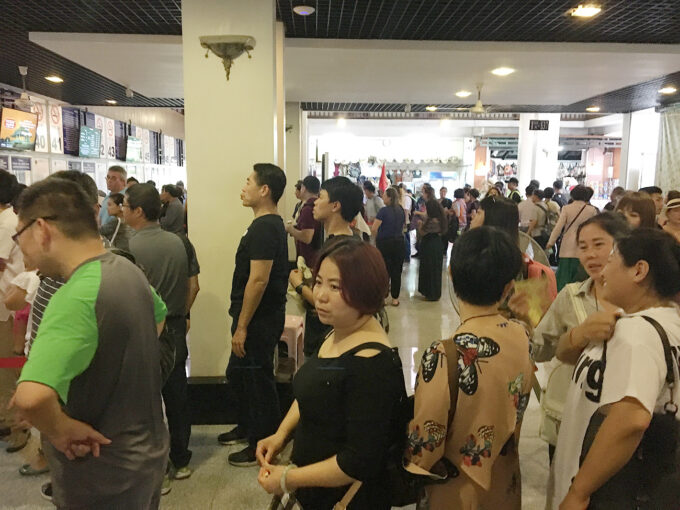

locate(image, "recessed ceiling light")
[[337, 117, 346, 127], [455, 90, 472, 98], [586, 106, 601, 112], [425, 105, 438, 112], [293, 5, 315, 15], [105, 99, 117, 104], [45, 75, 63, 83], [491, 67, 515, 77], [659, 86, 677, 95], [570, 4, 602, 17]]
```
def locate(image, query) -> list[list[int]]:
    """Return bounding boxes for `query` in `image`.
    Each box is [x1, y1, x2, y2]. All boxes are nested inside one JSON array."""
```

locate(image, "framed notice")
[[142, 128, 150, 163], [33, 102, 49, 153], [67, 160, 82, 171], [529, 119, 550, 131], [0, 155, 9, 171], [48, 104, 63, 154], [11, 156, 31, 172]]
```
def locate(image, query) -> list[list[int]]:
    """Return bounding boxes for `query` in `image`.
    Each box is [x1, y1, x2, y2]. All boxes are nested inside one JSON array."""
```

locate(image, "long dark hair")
[[385, 187, 401, 211], [479, 196, 519, 246], [425, 198, 447, 233]]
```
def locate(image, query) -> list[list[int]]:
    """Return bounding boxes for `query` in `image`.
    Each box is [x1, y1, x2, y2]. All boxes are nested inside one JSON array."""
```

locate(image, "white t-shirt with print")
[[0, 207, 24, 321], [550, 306, 680, 508]]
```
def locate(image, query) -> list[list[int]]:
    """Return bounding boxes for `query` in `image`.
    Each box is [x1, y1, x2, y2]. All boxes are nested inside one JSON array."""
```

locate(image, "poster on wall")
[[114, 120, 127, 161], [48, 104, 63, 154], [61, 107, 80, 156], [32, 158, 50, 183], [83, 161, 96, 183], [149, 131, 159, 164], [68, 161, 82, 171], [0, 108, 38, 150], [0, 155, 9, 170], [142, 128, 150, 163], [33, 102, 49, 153], [163, 135, 175, 165], [94, 115, 106, 158], [11, 156, 31, 172], [105, 117, 115, 159]]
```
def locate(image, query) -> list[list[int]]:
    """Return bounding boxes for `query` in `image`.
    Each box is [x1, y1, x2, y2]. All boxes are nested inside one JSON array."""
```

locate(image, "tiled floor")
[[0, 259, 549, 509]]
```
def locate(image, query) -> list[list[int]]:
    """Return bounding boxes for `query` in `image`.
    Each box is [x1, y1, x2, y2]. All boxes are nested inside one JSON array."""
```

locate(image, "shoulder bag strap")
[[641, 316, 676, 386], [566, 283, 589, 324], [339, 341, 391, 358], [561, 204, 588, 237], [110, 217, 122, 244]]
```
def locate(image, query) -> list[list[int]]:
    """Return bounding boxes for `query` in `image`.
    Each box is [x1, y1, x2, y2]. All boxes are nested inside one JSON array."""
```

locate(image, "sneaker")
[[218, 427, 247, 446], [173, 466, 192, 480], [161, 475, 172, 496], [40, 482, 53, 502], [228, 445, 257, 467]]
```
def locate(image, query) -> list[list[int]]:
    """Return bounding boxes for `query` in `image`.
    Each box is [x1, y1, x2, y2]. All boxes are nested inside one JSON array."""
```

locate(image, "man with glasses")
[[99, 165, 127, 226], [11, 178, 169, 509]]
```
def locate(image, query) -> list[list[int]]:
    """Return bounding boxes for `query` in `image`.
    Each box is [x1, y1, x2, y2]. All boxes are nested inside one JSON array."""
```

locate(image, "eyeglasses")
[[12, 216, 57, 243]]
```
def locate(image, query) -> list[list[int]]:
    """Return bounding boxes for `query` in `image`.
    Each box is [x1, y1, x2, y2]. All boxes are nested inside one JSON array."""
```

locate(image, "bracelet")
[[280, 464, 297, 494], [295, 283, 305, 295]]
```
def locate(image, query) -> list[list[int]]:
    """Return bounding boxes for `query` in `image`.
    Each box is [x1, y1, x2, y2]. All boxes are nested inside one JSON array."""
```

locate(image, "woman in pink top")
[[546, 185, 598, 291]]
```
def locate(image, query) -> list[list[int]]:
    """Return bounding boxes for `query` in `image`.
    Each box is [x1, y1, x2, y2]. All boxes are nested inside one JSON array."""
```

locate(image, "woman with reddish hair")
[[256, 237, 407, 509]]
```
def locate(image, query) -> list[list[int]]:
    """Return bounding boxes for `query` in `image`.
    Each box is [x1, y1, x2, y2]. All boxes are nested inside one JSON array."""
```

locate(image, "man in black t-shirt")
[[218, 164, 288, 467]]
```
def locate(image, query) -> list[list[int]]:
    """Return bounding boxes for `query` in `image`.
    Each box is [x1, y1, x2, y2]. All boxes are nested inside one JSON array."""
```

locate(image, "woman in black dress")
[[256, 238, 406, 509], [418, 198, 447, 301]]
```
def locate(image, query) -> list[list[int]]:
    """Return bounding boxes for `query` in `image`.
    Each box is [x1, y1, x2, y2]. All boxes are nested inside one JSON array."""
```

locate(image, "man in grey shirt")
[[125, 184, 192, 482], [160, 184, 185, 235], [363, 180, 384, 224]]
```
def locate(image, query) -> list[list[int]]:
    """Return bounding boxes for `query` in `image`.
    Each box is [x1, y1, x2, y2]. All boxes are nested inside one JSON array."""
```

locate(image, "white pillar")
[[182, 0, 281, 376], [619, 113, 632, 188], [517, 113, 561, 189]]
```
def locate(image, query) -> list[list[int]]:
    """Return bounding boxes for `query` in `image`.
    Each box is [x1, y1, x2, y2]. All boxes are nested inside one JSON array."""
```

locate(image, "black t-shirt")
[[229, 214, 288, 318]]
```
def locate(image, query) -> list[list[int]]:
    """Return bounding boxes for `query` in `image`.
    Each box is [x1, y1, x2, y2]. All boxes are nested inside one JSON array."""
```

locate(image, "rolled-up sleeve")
[[531, 290, 571, 362], [336, 357, 400, 480]]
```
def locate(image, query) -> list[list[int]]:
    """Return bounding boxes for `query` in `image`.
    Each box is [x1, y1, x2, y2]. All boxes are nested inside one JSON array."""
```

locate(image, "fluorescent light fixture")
[[45, 75, 63, 83], [659, 86, 677, 95], [491, 67, 515, 77], [586, 106, 601, 112], [570, 4, 602, 17], [293, 5, 315, 15], [455, 90, 472, 98], [425, 105, 438, 112], [105, 99, 117, 105], [337, 117, 346, 127]]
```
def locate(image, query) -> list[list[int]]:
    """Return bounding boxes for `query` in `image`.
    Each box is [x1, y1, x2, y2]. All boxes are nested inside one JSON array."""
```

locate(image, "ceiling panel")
[[276, 0, 680, 43]]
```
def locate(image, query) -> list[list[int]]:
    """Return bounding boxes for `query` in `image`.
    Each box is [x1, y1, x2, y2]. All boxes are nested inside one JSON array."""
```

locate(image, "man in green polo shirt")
[[11, 178, 169, 509]]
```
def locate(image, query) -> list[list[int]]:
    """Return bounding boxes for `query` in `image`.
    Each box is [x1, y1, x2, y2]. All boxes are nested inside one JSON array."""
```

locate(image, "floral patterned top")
[[405, 316, 534, 509]]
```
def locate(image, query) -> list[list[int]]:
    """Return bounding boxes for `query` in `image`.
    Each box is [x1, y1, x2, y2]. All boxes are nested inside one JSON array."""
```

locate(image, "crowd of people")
[[1, 163, 679, 510]]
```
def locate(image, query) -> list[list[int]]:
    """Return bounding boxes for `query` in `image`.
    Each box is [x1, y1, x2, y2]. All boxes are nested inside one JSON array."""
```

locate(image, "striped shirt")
[[26, 276, 65, 354]]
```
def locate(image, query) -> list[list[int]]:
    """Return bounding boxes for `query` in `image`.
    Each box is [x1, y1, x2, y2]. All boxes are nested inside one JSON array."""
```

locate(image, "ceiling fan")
[[427, 83, 492, 115], [13, 66, 34, 112]]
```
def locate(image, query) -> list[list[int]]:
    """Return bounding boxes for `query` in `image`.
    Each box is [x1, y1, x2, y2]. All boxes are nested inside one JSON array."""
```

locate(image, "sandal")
[[6, 430, 30, 453], [391, 299, 400, 307], [19, 464, 50, 476]]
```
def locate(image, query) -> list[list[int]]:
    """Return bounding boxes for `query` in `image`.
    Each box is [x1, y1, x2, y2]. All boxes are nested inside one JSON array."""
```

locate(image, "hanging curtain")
[[656, 104, 680, 191]]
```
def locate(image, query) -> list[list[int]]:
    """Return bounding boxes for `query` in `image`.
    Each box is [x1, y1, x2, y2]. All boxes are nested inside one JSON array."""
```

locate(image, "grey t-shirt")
[[160, 198, 185, 235], [129, 224, 188, 316]]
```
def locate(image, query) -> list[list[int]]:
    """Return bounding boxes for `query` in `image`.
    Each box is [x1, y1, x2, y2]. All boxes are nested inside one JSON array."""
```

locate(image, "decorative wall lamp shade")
[[199, 35, 256, 80]]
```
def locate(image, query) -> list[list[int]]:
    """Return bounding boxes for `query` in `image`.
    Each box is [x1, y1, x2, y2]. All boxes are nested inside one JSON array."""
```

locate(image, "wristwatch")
[[295, 283, 305, 295]]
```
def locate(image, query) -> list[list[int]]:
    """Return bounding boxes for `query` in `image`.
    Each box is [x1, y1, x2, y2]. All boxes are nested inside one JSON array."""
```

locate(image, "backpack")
[[335, 340, 461, 508], [445, 213, 460, 243]]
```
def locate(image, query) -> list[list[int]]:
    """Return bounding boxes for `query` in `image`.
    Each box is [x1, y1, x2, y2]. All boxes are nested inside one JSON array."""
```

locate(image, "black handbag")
[[580, 315, 680, 510]]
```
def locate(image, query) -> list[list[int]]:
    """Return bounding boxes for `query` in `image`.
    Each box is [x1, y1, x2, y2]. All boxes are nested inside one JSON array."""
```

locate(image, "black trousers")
[[377, 237, 405, 299], [226, 309, 284, 447], [161, 316, 192, 469]]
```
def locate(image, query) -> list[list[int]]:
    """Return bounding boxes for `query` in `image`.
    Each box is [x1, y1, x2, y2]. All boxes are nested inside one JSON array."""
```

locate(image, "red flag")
[[379, 162, 388, 192]]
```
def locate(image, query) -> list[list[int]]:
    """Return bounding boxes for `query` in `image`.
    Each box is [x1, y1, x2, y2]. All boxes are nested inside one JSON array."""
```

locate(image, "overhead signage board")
[[126, 136, 143, 163], [79, 126, 102, 159], [48, 104, 63, 154], [61, 107, 80, 155], [0, 108, 38, 150], [33, 102, 49, 153], [105, 117, 116, 159], [529, 120, 550, 131]]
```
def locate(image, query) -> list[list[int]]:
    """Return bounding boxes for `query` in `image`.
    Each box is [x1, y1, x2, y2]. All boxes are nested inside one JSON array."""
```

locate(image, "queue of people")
[[2, 165, 680, 510]]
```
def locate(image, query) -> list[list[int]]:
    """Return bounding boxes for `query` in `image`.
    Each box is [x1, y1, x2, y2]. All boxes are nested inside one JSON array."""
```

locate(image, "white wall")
[[626, 108, 661, 189]]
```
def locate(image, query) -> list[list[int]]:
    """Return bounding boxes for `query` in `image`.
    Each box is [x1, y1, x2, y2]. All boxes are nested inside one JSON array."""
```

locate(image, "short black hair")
[[617, 228, 680, 298], [453, 188, 465, 199], [363, 180, 376, 193], [162, 184, 183, 199], [17, 178, 98, 240], [295, 180, 303, 191], [570, 185, 590, 202], [529, 179, 540, 189], [577, 211, 631, 243], [553, 180, 563, 190], [108, 192, 125, 207], [302, 175, 320, 194], [508, 177, 519, 185], [0, 170, 20, 205], [146, 180, 156, 187], [469, 188, 480, 199], [532, 188, 544, 199], [585, 187, 595, 201], [451, 227, 522, 306], [525, 185, 535, 196], [127, 176, 139, 185], [321, 176, 363, 222], [479, 196, 520, 245], [126, 183, 162, 221], [639, 186, 662, 196], [543, 187, 554, 199], [50, 170, 99, 206], [253, 163, 286, 204]]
